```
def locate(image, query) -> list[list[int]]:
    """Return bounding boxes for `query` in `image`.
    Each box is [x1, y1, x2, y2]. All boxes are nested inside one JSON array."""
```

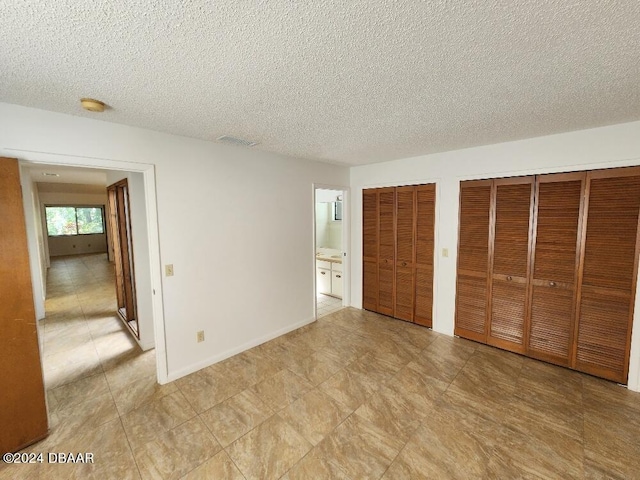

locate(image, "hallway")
[[3, 254, 159, 479]]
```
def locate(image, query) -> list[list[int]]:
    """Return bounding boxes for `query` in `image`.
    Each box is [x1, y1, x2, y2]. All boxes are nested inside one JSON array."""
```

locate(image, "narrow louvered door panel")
[[530, 287, 575, 361], [489, 178, 534, 353], [395, 187, 415, 321], [363, 260, 378, 311], [456, 273, 487, 335], [378, 188, 395, 316], [362, 189, 378, 311], [491, 281, 527, 344], [455, 180, 492, 342], [575, 170, 640, 383], [576, 292, 631, 381], [415, 184, 435, 326], [527, 174, 584, 366]]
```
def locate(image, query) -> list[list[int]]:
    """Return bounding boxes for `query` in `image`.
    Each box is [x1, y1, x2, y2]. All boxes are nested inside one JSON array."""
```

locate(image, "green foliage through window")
[[45, 206, 104, 236]]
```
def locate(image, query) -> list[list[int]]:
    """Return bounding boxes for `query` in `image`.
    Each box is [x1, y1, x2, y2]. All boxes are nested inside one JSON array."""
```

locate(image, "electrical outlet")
[[197, 330, 205, 343], [165, 264, 174, 276]]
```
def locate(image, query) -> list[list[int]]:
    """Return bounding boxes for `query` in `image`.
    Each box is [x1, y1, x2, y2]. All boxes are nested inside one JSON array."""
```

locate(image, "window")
[[45, 206, 105, 236]]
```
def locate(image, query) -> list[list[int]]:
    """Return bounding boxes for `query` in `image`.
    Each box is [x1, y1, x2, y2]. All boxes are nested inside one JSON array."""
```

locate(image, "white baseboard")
[[166, 316, 317, 383]]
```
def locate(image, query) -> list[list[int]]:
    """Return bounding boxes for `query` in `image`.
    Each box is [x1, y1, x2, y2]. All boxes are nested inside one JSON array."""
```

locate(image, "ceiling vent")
[[216, 135, 258, 148]]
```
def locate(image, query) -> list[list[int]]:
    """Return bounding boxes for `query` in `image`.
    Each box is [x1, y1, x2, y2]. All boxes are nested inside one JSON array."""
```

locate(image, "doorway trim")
[[313, 183, 350, 319], [11, 149, 168, 384]]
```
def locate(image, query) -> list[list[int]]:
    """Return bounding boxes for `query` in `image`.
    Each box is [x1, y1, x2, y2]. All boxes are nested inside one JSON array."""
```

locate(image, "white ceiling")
[[28, 165, 108, 186], [2, 1, 639, 166]]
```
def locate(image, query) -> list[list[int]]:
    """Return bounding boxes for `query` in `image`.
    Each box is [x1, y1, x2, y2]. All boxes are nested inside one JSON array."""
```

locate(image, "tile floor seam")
[[115, 415, 144, 480]]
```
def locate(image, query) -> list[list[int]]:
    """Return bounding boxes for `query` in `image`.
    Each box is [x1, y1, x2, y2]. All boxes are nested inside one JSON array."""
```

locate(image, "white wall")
[[350, 120, 640, 391], [0, 102, 349, 382], [105, 171, 155, 351], [19, 171, 46, 320]]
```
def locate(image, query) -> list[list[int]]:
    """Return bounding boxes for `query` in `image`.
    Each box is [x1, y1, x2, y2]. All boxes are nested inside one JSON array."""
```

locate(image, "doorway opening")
[[314, 186, 349, 319]]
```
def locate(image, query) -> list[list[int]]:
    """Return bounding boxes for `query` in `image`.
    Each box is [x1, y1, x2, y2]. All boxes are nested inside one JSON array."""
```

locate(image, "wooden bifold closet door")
[[528, 172, 585, 366], [488, 176, 534, 354], [454, 180, 491, 342], [455, 167, 640, 384], [575, 168, 640, 383], [394, 186, 415, 322], [362, 184, 435, 327], [414, 185, 436, 327]]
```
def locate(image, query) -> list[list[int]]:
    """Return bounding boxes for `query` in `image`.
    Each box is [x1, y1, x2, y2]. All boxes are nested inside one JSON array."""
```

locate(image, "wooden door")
[[362, 189, 379, 312], [574, 167, 640, 383], [527, 172, 585, 366], [488, 176, 534, 354], [455, 180, 492, 342], [414, 184, 435, 327], [107, 179, 139, 338], [394, 186, 415, 321], [0, 157, 48, 453], [377, 188, 396, 316], [362, 188, 378, 312]]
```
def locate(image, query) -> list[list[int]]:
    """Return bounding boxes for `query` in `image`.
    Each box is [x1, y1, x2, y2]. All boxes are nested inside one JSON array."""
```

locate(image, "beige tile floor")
[[316, 293, 343, 319], [2, 253, 640, 479]]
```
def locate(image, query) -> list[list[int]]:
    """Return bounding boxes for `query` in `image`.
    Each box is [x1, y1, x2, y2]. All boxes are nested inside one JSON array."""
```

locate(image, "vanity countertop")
[[316, 254, 342, 264]]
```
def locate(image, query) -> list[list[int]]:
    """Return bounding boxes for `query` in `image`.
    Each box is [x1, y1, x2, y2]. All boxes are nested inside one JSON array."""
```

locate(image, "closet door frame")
[[572, 166, 640, 382], [527, 171, 586, 367]]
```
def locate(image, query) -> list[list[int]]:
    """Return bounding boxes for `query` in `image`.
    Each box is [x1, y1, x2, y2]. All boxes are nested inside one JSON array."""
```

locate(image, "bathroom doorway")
[[314, 186, 349, 319]]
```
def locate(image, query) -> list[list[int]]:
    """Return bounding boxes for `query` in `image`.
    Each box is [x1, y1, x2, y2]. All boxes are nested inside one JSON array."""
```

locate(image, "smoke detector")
[[80, 98, 106, 112], [216, 135, 258, 147]]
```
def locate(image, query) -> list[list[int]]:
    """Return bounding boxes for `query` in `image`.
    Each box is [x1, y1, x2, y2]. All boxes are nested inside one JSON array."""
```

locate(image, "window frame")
[[44, 205, 106, 237]]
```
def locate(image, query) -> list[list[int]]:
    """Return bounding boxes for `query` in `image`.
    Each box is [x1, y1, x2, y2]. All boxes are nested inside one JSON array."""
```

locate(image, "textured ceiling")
[[28, 165, 108, 185], [1, 1, 639, 166]]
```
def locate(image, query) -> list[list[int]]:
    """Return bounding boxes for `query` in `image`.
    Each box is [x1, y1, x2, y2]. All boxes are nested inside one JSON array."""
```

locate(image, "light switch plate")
[[165, 264, 174, 276], [197, 330, 204, 343], [442, 248, 449, 258]]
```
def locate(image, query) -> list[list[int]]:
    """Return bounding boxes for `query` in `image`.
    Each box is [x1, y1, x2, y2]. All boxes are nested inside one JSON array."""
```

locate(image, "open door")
[[0, 157, 48, 453], [107, 179, 139, 338]]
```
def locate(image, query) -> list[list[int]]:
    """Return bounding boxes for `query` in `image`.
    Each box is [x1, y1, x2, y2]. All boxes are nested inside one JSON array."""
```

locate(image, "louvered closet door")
[[395, 186, 416, 321], [575, 168, 640, 383], [377, 188, 396, 316], [414, 184, 435, 327], [488, 177, 534, 354], [362, 189, 379, 312], [527, 173, 585, 366], [455, 180, 492, 342]]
